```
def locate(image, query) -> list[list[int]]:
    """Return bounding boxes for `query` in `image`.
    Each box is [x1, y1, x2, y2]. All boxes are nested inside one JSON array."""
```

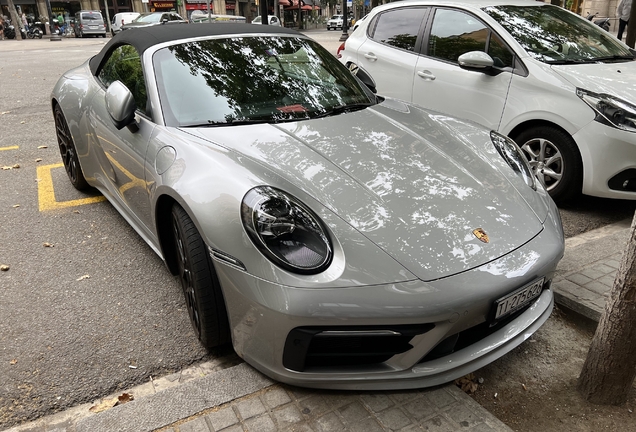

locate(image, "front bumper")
[[214, 211, 563, 390], [575, 120, 636, 199]]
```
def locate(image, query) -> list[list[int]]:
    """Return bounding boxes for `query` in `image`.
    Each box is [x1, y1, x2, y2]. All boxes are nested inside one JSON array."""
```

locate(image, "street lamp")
[[339, 0, 348, 42], [261, 0, 268, 25]]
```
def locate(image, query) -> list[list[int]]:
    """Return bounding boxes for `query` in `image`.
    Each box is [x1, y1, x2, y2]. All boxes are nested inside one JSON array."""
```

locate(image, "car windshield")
[[331, 15, 342, 20], [153, 35, 376, 127], [82, 13, 102, 21], [135, 13, 163, 23], [484, 5, 634, 64]]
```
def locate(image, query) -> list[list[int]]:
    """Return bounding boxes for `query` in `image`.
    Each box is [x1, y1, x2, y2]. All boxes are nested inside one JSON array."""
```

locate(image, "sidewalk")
[[3, 219, 632, 432]]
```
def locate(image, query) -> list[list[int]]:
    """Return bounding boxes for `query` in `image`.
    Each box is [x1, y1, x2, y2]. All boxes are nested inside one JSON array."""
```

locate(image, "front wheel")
[[54, 104, 90, 191], [513, 125, 582, 203], [171, 204, 230, 349]]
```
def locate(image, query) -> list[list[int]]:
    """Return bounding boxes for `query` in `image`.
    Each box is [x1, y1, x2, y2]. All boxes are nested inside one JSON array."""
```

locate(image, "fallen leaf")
[[12, 164, 20, 169], [35, 158, 42, 162], [455, 373, 478, 394], [89, 397, 118, 413], [73, 210, 80, 214], [1, 111, 10, 115], [88, 393, 134, 413], [128, 365, 137, 369], [37, 145, 48, 149], [12, 205, 20, 208], [20, 121, 25, 124], [2, 166, 13, 170], [9, 359, 17, 365], [43, 243, 54, 248], [118, 393, 134, 404], [0, 265, 9, 271], [522, 383, 527, 391], [76, 275, 90, 281]]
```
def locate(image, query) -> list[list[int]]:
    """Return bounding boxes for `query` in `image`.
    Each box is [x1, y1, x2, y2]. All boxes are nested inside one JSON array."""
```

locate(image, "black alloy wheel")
[[54, 105, 90, 191], [171, 204, 230, 348]]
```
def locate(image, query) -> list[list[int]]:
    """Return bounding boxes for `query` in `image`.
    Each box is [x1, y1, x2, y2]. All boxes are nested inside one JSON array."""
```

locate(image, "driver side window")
[[429, 9, 513, 68], [98, 45, 148, 115]]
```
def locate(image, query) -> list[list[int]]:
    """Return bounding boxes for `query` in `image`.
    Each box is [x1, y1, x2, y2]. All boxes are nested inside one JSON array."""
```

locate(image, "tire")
[[54, 104, 90, 191], [171, 204, 230, 349], [513, 125, 582, 203]]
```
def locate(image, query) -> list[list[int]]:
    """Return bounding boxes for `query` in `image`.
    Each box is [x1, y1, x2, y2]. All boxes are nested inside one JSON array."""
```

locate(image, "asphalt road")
[[0, 30, 634, 429]]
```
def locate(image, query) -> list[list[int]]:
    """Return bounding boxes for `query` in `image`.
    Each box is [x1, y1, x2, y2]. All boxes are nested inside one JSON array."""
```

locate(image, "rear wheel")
[[513, 125, 582, 203], [171, 204, 230, 348], [54, 104, 90, 191]]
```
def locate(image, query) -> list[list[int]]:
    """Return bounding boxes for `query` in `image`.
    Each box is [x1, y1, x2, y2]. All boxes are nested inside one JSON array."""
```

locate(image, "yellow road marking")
[[0, 146, 19, 151], [37, 163, 106, 211]]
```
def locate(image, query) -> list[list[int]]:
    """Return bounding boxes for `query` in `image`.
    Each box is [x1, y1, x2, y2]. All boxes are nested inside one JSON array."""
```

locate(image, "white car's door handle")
[[364, 52, 378, 61], [417, 70, 436, 81]]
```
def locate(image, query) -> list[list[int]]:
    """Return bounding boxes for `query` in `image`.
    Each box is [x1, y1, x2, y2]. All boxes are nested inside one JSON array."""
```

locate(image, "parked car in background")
[[326, 14, 344, 30], [190, 11, 246, 23], [251, 15, 281, 26], [51, 23, 563, 390], [340, 0, 636, 202], [111, 12, 140, 35], [74, 10, 106, 38], [121, 12, 187, 31]]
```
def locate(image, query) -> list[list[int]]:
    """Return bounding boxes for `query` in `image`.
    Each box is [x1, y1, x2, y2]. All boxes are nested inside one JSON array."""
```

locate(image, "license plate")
[[89, 26, 97, 29], [493, 277, 545, 320]]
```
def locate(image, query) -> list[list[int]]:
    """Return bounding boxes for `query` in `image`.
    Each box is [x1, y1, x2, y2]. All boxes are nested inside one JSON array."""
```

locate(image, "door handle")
[[363, 52, 378, 61], [417, 70, 436, 81]]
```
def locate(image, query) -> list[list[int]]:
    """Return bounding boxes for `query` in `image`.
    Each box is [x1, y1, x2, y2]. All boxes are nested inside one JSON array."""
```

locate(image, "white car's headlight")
[[577, 88, 636, 132], [491, 131, 537, 190], [241, 187, 333, 274]]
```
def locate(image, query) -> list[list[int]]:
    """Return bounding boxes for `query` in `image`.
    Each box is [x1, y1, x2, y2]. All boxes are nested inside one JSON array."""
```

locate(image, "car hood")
[[185, 101, 543, 281], [551, 60, 636, 100]]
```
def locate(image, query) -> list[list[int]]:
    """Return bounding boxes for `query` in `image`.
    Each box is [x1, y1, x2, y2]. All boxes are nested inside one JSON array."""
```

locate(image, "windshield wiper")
[[546, 58, 598, 65], [590, 55, 635, 63], [181, 119, 268, 128], [313, 103, 373, 119]]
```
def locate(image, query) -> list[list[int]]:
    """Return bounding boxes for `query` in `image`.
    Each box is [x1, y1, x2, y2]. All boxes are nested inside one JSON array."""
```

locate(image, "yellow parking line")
[[37, 163, 106, 211], [0, 146, 19, 151]]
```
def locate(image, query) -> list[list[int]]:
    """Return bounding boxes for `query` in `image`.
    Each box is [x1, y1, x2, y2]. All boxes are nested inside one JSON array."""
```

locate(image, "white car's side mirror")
[[458, 51, 494, 70]]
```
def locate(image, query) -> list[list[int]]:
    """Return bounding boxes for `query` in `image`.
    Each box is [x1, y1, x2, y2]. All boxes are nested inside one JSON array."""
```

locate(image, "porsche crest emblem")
[[473, 228, 489, 243]]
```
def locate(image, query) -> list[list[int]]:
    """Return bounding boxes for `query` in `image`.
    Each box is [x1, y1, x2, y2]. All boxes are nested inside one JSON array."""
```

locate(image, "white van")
[[111, 12, 140, 35]]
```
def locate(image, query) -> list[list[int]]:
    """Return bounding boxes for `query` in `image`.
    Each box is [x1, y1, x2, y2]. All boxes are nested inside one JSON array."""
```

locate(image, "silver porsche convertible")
[[51, 24, 564, 390]]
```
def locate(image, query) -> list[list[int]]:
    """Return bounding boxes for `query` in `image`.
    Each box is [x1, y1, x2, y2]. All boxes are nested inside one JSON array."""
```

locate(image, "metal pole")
[[260, 0, 268, 25], [102, 0, 111, 36], [207, 0, 211, 21], [339, 0, 347, 41]]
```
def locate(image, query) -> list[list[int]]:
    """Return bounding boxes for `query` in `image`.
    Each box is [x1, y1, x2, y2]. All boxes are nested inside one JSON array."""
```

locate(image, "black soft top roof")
[[89, 23, 301, 75]]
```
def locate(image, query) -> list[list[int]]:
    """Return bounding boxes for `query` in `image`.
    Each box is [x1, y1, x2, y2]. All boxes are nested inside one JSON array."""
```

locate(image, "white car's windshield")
[[135, 13, 163, 23], [154, 36, 376, 127], [484, 5, 634, 64]]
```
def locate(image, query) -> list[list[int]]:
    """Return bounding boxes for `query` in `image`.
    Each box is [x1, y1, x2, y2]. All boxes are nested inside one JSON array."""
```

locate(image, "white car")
[[327, 14, 344, 30], [110, 12, 140, 35], [251, 15, 281, 26], [340, 0, 636, 202]]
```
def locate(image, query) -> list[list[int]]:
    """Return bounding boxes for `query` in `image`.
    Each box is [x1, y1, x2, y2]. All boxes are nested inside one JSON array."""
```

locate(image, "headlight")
[[577, 88, 636, 132], [241, 187, 333, 274], [491, 131, 536, 190]]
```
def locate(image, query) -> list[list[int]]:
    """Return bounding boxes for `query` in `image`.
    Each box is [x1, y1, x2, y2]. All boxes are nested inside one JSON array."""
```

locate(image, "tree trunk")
[[626, 0, 636, 48], [7, 0, 24, 40], [577, 211, 636, 405]]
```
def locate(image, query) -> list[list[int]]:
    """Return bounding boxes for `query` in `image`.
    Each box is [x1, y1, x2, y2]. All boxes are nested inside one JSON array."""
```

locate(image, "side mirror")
[[105, 81, 137, 130], [348, 63, 377, 94], [458, 51, 494, 70]]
